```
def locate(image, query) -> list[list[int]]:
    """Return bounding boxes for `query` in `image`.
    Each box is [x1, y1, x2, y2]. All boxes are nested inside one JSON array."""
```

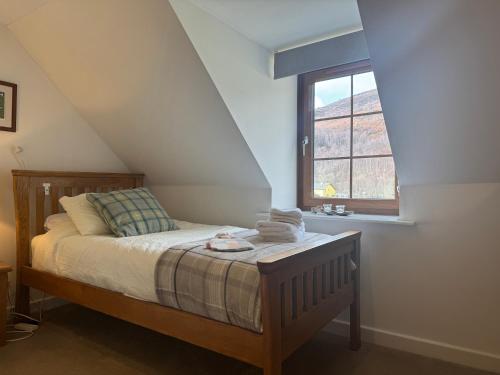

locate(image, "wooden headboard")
[[12, 170, 144, 271]]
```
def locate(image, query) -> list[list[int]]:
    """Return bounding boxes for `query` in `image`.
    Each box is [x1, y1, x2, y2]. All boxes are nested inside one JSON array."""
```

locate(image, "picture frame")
[[0, 80, 17, 132]]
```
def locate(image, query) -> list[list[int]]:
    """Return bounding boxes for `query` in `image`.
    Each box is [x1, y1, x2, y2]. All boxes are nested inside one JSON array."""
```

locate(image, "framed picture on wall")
[[0, 80, 17, 132]]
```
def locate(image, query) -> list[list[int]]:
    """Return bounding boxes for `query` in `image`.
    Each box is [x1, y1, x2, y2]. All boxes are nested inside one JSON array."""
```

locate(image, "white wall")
[[8, 0, 270, 226], [305, 183, 500, 372], [0, 24, 127, 283], [151, 184, 270, 228], [170, 0, 297, 208]]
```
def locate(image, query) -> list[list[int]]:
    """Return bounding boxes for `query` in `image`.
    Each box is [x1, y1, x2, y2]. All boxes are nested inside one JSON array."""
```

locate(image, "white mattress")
[[31, 220, 244, 302]]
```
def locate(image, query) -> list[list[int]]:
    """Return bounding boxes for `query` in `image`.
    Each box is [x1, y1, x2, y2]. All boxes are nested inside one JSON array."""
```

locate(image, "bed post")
[[350, 236, 361, 350], [260, 272, 282, 375], [12, 173, 31, 315]]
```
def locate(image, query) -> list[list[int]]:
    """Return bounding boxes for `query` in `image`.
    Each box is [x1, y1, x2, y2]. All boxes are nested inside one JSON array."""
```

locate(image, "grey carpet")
[[0, 304, 493, 375]]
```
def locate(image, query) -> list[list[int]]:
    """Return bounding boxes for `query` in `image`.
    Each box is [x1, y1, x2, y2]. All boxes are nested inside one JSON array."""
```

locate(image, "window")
[[297, 60, 399, 215]]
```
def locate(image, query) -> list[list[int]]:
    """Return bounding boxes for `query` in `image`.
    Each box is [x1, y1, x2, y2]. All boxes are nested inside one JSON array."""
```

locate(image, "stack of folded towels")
[[256, 208, 305, 242]]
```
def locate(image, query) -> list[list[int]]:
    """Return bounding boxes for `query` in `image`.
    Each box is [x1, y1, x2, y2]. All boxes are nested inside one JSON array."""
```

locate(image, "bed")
[[13, 170, 361, 375]]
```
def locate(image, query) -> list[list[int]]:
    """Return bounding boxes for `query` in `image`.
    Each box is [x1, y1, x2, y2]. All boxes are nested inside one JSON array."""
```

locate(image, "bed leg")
[[261, 273, 282, 375], [15, 284, 30, 316], [349, 297, 361, 350], [263, 362, 281, 375], [350, 238, 361, 351]]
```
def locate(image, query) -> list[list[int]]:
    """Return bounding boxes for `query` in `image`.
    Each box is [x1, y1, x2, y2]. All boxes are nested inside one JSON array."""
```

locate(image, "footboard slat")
[[330, 259, 335, 294], [337, 256, 343, 289], [313, 266, 320, 306], [296, 273, 304, 319], [282, 280, 292, 327], [322, 263, 329, 299], [305, 269, 313, 311], [344, 254, 350, 285]]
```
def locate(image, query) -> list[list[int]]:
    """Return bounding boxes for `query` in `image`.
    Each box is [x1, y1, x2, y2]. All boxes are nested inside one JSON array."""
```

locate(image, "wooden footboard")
[[258, 231, 361, 375]]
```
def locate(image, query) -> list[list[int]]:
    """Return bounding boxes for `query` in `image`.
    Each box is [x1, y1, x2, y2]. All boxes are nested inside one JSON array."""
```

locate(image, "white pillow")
[[59, 194, 111, 236], [44, 213, 73, 231]]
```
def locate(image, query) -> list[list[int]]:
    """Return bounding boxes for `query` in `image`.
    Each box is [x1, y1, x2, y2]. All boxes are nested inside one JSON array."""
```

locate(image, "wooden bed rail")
[[258, 231, 361, 374]]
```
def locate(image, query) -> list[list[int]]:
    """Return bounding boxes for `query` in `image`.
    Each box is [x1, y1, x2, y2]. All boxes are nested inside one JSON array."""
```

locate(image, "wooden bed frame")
[[12, 170, 361, 375]]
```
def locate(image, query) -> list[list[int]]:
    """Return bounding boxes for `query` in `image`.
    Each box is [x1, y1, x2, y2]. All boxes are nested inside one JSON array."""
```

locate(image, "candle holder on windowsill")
[[310, 205, 354, 216]]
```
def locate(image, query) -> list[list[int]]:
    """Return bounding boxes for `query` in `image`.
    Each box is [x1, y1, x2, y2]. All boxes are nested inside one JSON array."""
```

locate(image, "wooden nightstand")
[[0, 262, 12, 346]]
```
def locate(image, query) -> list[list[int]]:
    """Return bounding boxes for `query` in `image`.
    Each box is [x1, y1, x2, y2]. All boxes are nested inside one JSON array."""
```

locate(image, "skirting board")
[[325, 319, 500, 374]]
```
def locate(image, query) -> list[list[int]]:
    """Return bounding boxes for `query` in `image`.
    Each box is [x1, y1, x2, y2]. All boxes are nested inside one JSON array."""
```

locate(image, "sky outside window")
[[314, 72, 378, 109]]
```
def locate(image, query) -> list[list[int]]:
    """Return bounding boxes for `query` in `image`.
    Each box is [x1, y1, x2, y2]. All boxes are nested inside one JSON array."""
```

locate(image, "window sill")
[[257, 212, 415, 226]]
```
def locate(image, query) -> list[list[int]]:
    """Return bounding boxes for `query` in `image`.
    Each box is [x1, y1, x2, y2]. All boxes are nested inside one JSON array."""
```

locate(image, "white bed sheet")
[[31, 220, 244, 302]]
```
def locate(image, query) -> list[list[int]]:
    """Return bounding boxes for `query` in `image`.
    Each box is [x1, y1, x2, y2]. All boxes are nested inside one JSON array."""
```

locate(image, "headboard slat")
[[64, 186, 72, 197], [50, 186, 60, 214], [35, 187, 45, 235], [12, 169, 145, 313]]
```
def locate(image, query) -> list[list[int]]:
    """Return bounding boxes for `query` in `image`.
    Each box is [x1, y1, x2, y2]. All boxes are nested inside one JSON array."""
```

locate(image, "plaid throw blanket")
[[155, 229, 332, 332]]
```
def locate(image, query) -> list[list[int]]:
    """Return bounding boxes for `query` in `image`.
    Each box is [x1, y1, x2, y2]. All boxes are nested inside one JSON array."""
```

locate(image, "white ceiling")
[[186, 0, 362, 51], [0, 0, 49, 25]]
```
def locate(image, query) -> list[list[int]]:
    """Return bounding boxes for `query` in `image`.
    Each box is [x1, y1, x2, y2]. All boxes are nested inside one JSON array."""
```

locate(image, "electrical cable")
[[12, 146, 26, 169], [5, 285, 44, 342]]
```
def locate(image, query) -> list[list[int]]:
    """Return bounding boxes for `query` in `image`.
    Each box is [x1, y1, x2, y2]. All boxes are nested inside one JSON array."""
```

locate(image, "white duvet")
[[31, 220, 244, 302]]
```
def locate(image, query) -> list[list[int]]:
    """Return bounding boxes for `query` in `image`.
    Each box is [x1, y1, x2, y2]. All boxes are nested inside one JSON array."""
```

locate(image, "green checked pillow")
[[87, 188, 177, 237]]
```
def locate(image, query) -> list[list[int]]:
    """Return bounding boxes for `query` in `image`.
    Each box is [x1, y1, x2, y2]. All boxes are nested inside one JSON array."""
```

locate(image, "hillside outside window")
[[297, 60, 399, 215]]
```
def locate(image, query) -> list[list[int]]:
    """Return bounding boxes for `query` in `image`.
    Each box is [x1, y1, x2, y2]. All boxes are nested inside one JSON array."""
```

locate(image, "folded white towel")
[[256, 210, 305, 243], [269, 214, 303, 226], [259, 231, 304, 243], [270, 208, 304, 226], [256, 220, 304, 233], [270, 208, 303, 219], [256, 219, 305, 243]]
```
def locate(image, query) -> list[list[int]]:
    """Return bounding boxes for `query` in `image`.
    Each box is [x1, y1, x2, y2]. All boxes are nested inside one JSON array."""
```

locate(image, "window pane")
[[314, 118, 350, 158], [314, 159, 350, 198], [352, 157, 395, 199], [315, 76, 351, 119], [353, 114, 392, 156], [353, 71, 382, 114]]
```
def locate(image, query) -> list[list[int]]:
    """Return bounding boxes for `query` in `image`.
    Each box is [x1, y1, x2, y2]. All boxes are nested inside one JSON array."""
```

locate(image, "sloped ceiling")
[[170, 0, 297, 208], [186, 0, 362, 51], [7, 0, 268, 189], [0, 0, 49, 25], [358, 0, 500, 186]]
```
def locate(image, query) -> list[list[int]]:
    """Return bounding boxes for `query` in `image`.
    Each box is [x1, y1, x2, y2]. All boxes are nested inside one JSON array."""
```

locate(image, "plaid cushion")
[[87, 188, 177, 237]]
